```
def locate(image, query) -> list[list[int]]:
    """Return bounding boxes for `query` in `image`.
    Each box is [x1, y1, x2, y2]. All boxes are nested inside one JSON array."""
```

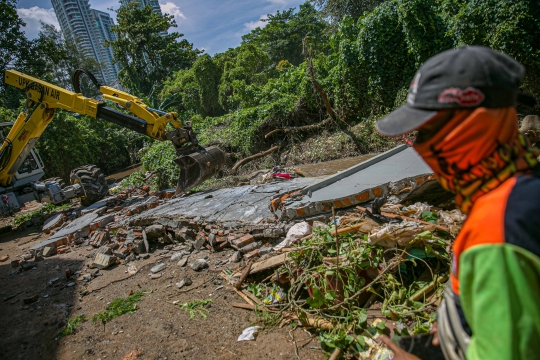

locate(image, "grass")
[[57, 315, 88, 338], [13, 202, 71, 227], [92, 292, 144, 326], [179, 299, 213, 320]]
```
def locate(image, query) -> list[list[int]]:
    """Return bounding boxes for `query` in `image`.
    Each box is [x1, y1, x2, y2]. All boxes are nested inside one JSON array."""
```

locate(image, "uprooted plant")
[[179, 299, 213, 320], [57, 314, 88, 339], [244, 212, 452, 356], [93, 291, 145, 328]]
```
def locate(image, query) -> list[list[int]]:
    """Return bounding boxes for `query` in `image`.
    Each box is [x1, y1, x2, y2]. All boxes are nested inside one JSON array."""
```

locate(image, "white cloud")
[[17, 7, 60, 40], [243, 15, 268, 32], [160, 1, 186, 25]]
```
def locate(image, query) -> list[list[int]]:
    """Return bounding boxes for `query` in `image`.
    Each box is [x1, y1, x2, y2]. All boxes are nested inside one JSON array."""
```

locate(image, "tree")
[[32, 24, 102, 95], [107, 2, 201, 97], [310, 0, 386, 22], [242, 2, 328, 66]]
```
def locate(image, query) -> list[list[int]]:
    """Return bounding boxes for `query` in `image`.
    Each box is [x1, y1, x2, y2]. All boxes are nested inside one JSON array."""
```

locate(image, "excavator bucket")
[[174, 146, 225, 193]]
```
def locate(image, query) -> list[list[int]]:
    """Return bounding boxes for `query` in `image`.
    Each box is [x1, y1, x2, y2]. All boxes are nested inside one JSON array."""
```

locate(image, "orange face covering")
[[413, 107, 540, 213]]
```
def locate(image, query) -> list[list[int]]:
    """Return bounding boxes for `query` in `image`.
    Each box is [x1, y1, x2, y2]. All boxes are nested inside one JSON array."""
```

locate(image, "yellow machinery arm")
[[1, 70, 224, 191]]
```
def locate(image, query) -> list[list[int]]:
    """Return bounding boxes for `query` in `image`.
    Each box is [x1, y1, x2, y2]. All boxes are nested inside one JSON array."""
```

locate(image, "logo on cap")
[[438, 87, 485, 106]]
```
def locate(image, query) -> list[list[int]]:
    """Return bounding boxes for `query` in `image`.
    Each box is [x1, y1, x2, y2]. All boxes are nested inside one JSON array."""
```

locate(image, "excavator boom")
[[1, 69, 224, 193]]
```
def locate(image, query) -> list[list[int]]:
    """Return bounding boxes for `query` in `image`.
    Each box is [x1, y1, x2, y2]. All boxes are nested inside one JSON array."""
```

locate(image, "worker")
[[374, 46, 540, 360]]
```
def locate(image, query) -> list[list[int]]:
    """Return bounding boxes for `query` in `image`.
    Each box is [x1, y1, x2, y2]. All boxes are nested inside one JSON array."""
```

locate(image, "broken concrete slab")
[[125, 178, 317, 226], [281, 145, 434, 220], [30, 212, 100, 252]]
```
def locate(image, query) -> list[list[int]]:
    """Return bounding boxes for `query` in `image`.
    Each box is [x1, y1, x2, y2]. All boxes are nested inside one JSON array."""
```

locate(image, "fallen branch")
[[231, 146, 279, 173], [233, 287, 254, 305], [409, 275, 448, 302]]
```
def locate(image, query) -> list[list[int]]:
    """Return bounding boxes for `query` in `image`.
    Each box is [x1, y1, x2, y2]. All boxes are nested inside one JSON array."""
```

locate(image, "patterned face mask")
[[413, 107, 540, 213]]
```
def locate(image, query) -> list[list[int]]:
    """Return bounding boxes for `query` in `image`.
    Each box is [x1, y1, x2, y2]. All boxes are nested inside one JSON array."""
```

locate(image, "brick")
[[232, 234, 254, 248]]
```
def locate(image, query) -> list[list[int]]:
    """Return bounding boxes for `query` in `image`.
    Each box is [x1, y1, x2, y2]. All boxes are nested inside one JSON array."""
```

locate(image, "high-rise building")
[[51, 0, 119, 85], [119, 0, 163, 15]]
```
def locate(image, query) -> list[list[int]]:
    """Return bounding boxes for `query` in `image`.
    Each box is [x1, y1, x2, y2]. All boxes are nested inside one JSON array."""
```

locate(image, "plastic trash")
[[237, 326, 261, 342], [273, 221, 312, 251], [263, 285, 286, 304]]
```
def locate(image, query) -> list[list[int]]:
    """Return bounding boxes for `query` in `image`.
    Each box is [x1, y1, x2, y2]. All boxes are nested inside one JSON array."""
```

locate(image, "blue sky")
[[16, 0, 307, 54]]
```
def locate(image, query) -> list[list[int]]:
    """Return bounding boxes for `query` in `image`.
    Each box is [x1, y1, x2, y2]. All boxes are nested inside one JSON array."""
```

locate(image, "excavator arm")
[[1, 69, 224, 192]]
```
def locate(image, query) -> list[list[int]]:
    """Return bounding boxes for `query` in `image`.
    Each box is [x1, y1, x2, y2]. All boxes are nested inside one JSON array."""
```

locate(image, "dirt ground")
[[0, 229, 324, 360]]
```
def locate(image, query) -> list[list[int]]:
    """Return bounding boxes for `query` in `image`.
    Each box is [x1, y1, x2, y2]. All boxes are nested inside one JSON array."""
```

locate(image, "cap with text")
[[375, 46, 525, 136]]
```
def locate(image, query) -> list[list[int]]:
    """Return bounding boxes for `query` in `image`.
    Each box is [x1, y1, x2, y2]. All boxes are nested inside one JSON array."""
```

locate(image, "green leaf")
[[306, 288, 325, 309]]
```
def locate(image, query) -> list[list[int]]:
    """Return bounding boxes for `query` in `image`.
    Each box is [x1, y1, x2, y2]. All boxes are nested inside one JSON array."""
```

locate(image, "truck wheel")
[[44, 177, 66, 189], [70, 165, 108, 206]]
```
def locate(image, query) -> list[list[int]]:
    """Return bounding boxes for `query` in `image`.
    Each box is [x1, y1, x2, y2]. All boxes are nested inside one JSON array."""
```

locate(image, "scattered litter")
[[273, 221, 312, 251], [262, 285, 286, 305], [237, 326, 260, 341]]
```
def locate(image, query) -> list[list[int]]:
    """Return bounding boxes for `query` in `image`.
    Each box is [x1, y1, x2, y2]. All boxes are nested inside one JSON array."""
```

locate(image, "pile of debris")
[[224, 201, 465, 358]]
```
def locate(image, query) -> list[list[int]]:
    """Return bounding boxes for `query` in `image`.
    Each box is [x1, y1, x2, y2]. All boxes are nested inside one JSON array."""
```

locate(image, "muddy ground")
[[0, 229, 325, 360]]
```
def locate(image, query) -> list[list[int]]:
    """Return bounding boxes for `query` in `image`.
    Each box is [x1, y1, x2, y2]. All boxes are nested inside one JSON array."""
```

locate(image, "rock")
[[145, 224, 165, 240], [177, 257, 189, 267], [239, 242, 261, 254], [11, 259, 20, 268], [135, 240, 146, 255], [262, 228, 285, 238], [142, 230, 149, 253], [125, 254, 135, 263], [175, 277, 192, 289], [189, 258, 208, 271], [194, 238, 206, 251], [258, 246, 272, 256], [170, 252, 183, 262], [150, 273, 162, 279], [92, 254, 117, 269], [113, 251, 127, 259], [42, 246, 56, 257], [312, 221, 330, 230], [125, 229, 135, 244], [96, 246, 112, 255], [127, 264, 137, 276], [208, 233, 217, 247], [164, 245, 174, 251], [23, 294, 39, 304], [231, 251, 242, 263], [150, 263, 166, 273]]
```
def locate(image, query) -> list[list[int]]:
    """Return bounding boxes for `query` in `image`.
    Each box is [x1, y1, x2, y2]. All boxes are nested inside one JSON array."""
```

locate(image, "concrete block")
[[92, 253, 117, 269]]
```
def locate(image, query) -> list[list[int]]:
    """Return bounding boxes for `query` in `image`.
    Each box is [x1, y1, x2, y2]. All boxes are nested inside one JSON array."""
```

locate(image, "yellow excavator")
[[0, 69, 224, 213]]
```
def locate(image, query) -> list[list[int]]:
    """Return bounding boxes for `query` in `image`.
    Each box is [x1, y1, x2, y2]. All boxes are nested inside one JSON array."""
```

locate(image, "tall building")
[[119, 0, 163, 15], [51, 0, 119, 85]]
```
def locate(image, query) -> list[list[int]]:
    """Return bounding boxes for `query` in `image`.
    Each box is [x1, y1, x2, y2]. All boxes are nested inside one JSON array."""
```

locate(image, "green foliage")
[[35, 110, 138, 181], [247, 283, 263, 298], [179, 299, 213, 320], [138, 141, 179, 190], [242, 2, 329, 66], [92, 292, 144, 326], [112, 170, 146, 193], [108, 2, 201, 96], [13, 202, 71, 227], [57, 315, 88, 339], [310, 0, 385, 23]]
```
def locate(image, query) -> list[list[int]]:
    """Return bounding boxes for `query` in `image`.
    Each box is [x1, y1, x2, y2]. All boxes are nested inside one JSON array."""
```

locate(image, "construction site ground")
[[0, 229, 324, 360]]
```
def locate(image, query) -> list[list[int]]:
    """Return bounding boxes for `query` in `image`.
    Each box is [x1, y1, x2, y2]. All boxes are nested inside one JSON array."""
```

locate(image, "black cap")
[[376, 46, 526, 136]]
